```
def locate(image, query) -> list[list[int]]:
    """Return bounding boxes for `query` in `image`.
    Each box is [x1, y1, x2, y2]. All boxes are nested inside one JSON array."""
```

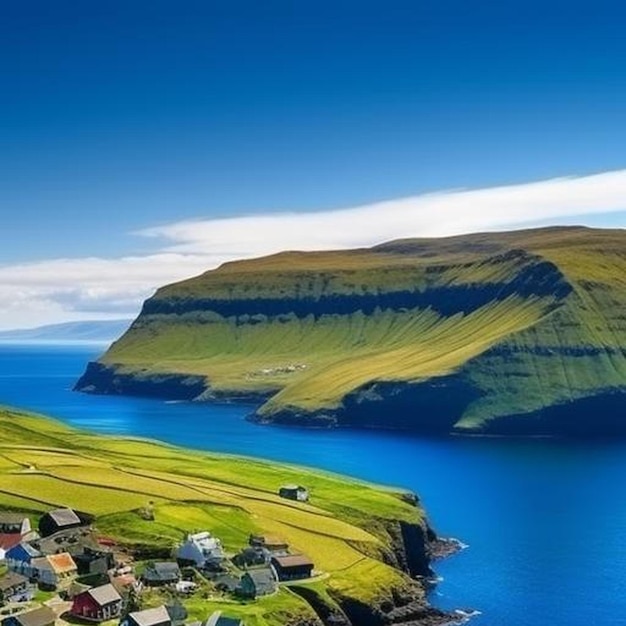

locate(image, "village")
[[0, 485, 314, 626]]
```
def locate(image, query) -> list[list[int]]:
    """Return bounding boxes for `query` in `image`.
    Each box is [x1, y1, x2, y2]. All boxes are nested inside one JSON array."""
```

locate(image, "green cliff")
[[76, 226, 626, 436]]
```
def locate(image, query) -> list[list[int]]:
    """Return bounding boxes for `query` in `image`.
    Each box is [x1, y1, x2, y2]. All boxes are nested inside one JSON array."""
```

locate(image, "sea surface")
[[1, 343, 624, 625]]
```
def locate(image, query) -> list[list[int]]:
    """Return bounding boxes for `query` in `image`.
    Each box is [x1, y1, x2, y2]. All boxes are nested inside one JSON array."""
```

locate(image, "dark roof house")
[[0, 572, 31, 604], [2, 606, 57, 626], [123, 606, 172, 626], [0, 514, 31, 536], [271, 554, 314, 581], [38, 509, 85, 538], [73, 546, 115, 575], [248, 535, 289, 553], [238, 569, 277, 598], [142, 562, 181, 586]]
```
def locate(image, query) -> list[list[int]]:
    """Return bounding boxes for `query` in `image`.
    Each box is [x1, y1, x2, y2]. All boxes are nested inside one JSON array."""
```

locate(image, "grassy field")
[[80, 226, 626, 433], [0, 407, 425, 625]]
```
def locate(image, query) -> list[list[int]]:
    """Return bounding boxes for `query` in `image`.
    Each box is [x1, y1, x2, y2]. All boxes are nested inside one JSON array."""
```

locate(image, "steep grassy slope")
[[76, 226, 626, 436], [0, 407, 450, 626]]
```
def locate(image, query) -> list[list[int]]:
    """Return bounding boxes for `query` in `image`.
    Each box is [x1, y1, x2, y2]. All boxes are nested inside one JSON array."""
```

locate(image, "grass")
[[0, 407, 424, 625]]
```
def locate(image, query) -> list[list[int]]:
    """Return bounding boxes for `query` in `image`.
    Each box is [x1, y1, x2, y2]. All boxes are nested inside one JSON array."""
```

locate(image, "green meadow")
[[0, 408, 426, 625]]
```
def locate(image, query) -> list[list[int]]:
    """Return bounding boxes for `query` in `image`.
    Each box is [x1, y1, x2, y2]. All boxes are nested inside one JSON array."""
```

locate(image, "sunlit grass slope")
[[0, 407, 427, 625], [80, 226, 626, 434]]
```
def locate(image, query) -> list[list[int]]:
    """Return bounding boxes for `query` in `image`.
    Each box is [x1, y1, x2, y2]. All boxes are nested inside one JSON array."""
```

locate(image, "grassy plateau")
[[77, 226, 626, 435]]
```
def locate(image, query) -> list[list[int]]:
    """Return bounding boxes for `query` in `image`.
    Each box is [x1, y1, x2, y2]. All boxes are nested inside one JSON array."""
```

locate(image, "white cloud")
[[140, 169, 626, 255], [1, 169, 625, 330]]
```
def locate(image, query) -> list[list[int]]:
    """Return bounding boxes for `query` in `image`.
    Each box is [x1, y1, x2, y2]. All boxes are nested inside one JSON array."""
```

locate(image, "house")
[[238, 568, 277, 598], [0, 514, 31, 536], [270, 554, 314, 581], [278, 485, 309, 502], [122, 606, 172, 626], [232, 547, 267, 568], [5, 543, 41, 577], [31, 552, 77, 590], [38, 509, 85, 538], [0, 572, 31, 604], [206, 612, 244, 626], [176, 532, 224, 568], [2, 605, 57, 626], [70, 583, 123, 622], [73, 546, 115, 576], [142, 562, 181, 586]]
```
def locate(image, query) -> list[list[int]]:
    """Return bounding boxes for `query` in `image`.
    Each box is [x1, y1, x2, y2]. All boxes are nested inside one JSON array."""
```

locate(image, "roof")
[[244, 568, 276, 593], [87, 583, 122, 606], [280, 484, 304, 491], [0, 571, 28, 591], [144, 562, 180, 580], [46, 508, 81, 527], [35, 529, 99, 556], [0, 513, 27, 525], [7, 542, 41, 559], [129, 606, 171, 626], [0, 533, 23, 551], [37, 552, 77, 573], [271, 554, 314, 568], [14, 606, 57, 626]]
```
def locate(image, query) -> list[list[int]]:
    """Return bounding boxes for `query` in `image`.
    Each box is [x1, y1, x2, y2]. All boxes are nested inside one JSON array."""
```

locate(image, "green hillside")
[[0, 407, 448, 626], [76, 226, 626, 436]]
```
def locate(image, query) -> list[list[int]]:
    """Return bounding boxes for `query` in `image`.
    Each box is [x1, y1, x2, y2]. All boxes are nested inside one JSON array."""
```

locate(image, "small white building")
[[177, 532, 224, 568]]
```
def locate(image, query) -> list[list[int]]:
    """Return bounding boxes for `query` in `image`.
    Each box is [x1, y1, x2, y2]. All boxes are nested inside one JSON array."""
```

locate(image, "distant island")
[[75, 226, 626, 437], [0, 407, 459, 626], [0, 320, 132, 343]]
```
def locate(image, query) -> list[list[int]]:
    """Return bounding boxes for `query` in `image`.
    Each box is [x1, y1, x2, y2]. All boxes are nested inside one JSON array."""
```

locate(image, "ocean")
[[0, 342, 624, 625]]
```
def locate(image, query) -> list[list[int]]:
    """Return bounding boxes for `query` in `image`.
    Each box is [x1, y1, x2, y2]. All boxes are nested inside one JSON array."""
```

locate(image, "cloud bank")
[[1, 170, 625, 330]]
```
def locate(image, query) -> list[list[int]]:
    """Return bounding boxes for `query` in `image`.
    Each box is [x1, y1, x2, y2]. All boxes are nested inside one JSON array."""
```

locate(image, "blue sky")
[[1, 1, 625, 327]]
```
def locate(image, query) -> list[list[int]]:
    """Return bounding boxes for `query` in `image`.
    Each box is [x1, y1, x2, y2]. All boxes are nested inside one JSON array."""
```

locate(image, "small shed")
[[248, 534, 289, 553], [71, 583, 123, 622], [38, 508, 85, 538], [0, 571, 31, 603], [2, 606, 56, 626], [123, 606, 172, 626], [142, 562, 181, 586], [278, 485, 309, 502], [271, 554, 314, 581], [239, 568, 277, 598]]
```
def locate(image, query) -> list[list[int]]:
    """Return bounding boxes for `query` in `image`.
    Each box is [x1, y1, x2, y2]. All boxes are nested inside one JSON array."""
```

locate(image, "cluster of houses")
[[0, 494, 316, 626]]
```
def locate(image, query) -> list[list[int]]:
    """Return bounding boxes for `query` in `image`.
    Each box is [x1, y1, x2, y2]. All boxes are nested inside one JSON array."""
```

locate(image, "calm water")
[[1, 343, 625, 625]]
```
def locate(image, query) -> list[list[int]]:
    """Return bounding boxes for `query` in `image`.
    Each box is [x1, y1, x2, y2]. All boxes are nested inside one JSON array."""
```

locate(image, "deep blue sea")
[[1, 343, 625, 625]]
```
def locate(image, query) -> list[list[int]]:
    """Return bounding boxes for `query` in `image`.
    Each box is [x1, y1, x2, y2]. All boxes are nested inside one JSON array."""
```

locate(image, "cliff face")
[[75, 226, 626, 436]]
